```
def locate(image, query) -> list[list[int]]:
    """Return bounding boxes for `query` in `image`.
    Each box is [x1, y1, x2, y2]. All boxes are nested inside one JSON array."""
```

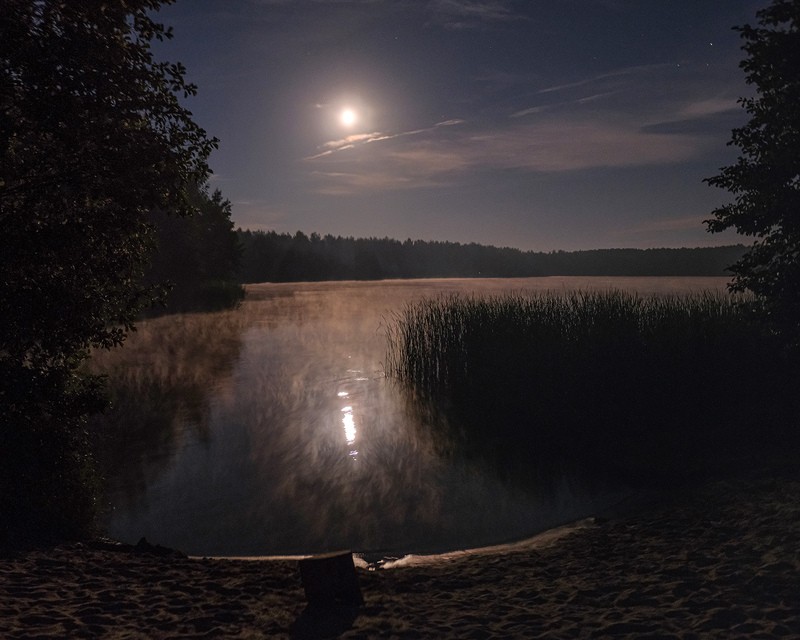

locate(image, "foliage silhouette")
[[145, 182, 244, 315], [1, 1, 216, 542], [705, 0, 800, 343]]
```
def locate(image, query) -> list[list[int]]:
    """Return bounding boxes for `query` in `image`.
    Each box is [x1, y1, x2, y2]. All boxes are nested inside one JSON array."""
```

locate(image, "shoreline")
[[195, 516, 599, 570], [2, 465, 799, 638]]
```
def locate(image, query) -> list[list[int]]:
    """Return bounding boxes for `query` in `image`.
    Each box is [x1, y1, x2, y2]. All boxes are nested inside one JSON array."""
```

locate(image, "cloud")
[[511, 92, 618, 118], [305, 132, 394, 159], [305, 121, 465, 160], [456, 120, 706, 172], [510, 105, 550, 118], [625, 215, 710, 234], [509, 63, 709, 123], [426, 0, 523, 29], [435, 118, 467, 127], [248, 0, 384, 4], [509, 63, 745, 142], [303, 60, 737, 195], [307, 131, 472, 194], [323, 132, 389, 150], [610, 214, 742, 247], [679, 97, 740, 118], [577, 92, 618, 104], [537, 63, 674, 96], [641, 96, 744, 135], [309, 170, 425, 195], [304, 114, 713, 195], [231, 200, 291, 230]]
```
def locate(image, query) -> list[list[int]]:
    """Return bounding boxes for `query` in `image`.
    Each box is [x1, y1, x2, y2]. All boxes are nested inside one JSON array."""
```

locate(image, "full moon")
[[339, 108, 357, 127]]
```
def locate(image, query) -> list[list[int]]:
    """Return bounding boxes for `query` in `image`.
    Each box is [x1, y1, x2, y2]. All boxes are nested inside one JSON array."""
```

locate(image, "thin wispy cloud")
[[232, 200, 291, 230], [509, 63, 743, 142], [324, 133, 385, 148], [430, 0, 516, 20], [510, 105, 549, 118], [627, 215, 711, 234], [611, 214, 741, 247], [310, 166, 441, 195], [248, 0, 384, 5], [426, 0, 523, 29], [679, 97, 740, 118], [537, 63, 675, 95], [304, 59, 731, 195], [510, 91, 618, 118], [305, 120, 466, 160], [576, 92, 618, 104], [305, 132, 392, 159], [305, 112, 713, 195], [642, 95, 745, 136], [468, 120, 706, 172]]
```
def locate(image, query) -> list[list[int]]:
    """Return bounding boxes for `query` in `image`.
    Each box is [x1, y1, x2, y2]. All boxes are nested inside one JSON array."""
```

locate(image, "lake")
[[91, 276, 729, 558]]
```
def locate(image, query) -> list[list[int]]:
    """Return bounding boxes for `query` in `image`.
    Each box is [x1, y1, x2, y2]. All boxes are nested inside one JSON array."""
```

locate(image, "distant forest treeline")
[[237, 230, 746, 283], [143, 184, 244, 314]]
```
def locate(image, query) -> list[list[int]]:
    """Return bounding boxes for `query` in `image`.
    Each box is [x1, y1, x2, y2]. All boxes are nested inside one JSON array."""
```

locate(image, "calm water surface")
[[93, 277, 728, 556]]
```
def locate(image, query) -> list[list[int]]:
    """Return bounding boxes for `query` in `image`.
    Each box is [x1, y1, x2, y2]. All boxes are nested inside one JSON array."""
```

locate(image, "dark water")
[[92, 277, 728, 556]]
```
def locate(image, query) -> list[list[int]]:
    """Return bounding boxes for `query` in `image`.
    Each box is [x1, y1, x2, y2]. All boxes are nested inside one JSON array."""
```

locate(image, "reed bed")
[[386, 290, 798, 486]]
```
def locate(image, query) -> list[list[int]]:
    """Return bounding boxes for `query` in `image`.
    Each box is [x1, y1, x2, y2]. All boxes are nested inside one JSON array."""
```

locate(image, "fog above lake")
[[92, 277, 729, 557]]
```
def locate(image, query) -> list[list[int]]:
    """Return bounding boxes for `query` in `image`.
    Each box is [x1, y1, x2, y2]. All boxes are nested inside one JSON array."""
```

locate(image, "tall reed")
[[386, 290, 797, 486]]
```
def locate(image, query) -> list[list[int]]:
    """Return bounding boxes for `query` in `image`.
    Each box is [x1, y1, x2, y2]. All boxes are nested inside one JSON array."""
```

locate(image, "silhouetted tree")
[[146, 182, 244, 313], [0, 1, 216, 540], [705, 0, 800, 341]]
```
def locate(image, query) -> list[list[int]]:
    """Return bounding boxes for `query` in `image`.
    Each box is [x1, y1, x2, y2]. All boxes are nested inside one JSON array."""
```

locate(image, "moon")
[[339, 107, 357, 128]]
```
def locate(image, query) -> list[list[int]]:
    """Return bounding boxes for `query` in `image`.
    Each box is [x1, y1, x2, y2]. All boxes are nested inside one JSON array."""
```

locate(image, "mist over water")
[[92, 277, 728, 556]]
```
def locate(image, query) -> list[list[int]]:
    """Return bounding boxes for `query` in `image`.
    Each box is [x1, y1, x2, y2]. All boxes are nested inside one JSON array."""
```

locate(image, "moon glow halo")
[[339, 107, 358, 128]]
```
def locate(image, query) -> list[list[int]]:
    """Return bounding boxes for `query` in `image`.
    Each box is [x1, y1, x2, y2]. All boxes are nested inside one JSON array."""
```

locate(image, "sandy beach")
[[2, 467, 799, 639]]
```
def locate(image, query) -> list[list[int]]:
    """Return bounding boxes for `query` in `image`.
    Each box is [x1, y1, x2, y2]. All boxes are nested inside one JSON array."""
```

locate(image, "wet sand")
[[2, 468, 799, 638]]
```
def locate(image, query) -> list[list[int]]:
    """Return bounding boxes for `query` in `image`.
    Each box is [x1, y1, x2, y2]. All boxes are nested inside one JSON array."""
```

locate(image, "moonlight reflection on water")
[[92, 277, 728, 557]]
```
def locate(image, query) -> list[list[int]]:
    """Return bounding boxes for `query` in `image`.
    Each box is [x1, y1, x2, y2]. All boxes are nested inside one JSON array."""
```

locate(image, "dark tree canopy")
[[1, 0, 216, 365], [0, 1, 217, 539], [705, 0, 800, 339], [146, 182, 244, 313]]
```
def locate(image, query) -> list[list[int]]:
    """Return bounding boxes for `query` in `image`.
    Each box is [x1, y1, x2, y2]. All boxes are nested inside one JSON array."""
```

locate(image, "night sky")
[[153, 0, 765, 251]]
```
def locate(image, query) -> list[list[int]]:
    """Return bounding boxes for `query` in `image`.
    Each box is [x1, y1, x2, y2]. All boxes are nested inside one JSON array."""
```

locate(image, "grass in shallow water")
[[385, 290, 799, 486]]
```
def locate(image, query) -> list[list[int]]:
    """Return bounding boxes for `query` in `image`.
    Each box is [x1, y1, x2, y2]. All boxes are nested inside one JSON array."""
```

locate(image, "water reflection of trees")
[[88, 308, 249, 507]]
